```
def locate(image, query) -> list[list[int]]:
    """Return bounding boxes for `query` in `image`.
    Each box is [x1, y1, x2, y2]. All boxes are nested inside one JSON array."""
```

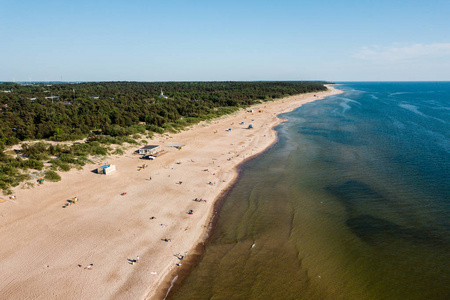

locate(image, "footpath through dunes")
[[0, 86, 342, 300]]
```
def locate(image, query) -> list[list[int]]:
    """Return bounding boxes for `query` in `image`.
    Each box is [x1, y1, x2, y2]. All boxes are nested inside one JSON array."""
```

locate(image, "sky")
[[1, 0, 449, 82]]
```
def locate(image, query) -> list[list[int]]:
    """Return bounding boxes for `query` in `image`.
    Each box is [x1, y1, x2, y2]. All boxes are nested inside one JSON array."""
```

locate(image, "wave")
[[398, 103, 427, 117], [389, 92, 411, 97], [399, 103, 447, 124], [336, 97, 361, 114]]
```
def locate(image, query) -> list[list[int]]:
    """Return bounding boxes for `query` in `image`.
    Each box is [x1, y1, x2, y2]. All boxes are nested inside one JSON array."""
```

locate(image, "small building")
[[45, 96, 60, 101], [89, 96, 99, 99], [97, 164, 116, 175], [138, 145, 161, 155], [167, 143, 184, 150], [159, 89, 168, 99]]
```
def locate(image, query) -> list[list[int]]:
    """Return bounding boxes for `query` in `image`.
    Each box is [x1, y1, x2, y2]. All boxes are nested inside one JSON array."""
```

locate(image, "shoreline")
[[150, 85, 343, 299], [0, 85, 343, 300], [152, 138, 273, 300]]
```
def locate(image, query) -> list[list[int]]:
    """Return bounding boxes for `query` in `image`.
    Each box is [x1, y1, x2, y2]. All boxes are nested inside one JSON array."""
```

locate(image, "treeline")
[[0, 81, 327, 145]]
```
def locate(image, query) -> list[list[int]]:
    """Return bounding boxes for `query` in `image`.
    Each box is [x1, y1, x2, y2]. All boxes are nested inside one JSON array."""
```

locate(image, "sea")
[[168, 82, 450, 300]]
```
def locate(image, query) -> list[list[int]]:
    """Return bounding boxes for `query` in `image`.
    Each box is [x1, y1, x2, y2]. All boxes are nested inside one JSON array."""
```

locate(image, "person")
[[136, 256, 140, 263]]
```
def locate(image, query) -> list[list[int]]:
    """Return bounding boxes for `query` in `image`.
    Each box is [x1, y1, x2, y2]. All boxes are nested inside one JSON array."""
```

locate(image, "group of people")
[[130, 256, 140, 265], [193, 198, 207, 203], [174, 252, 188, 266], [63, 197, 79, 208], [81, 263, 93, 270]]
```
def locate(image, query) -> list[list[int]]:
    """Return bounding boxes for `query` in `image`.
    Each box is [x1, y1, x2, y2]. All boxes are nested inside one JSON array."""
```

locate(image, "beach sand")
[[0, 86, 342, 300]]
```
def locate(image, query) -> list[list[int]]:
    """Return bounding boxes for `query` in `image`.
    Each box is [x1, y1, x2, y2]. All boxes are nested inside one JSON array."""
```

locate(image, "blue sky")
[[1, 0, 449, 81]]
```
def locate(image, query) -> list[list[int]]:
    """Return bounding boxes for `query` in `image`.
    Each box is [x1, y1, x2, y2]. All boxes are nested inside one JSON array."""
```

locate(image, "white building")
[[159, 89, 168, 99], [97, 164, 116, 175], [138, 145, 161, 155]]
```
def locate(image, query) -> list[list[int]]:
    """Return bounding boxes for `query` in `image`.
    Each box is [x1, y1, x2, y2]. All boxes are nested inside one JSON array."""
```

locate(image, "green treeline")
[[0, 81, 327, 145], [0, 81, 328, 194]]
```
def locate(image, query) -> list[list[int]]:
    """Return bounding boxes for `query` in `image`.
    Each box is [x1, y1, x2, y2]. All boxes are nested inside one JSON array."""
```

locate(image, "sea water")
[[169, 82, 450, 300]]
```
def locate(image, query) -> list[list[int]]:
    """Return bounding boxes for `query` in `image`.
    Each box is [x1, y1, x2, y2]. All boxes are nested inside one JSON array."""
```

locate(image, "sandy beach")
[[0, 86, 342, 300]]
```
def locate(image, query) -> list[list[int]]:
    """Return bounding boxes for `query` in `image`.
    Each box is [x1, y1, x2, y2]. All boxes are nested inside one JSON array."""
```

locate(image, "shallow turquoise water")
[[170, 82, 450, 300]]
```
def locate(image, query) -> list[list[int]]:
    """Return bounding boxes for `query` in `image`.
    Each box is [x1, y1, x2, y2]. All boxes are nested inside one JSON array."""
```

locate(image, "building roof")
[[140, 145, 160, 150], [167, 143, 185, 148]]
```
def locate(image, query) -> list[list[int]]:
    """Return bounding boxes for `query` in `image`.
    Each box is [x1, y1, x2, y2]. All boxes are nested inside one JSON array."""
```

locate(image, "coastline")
[[0, 86, 342, 300]]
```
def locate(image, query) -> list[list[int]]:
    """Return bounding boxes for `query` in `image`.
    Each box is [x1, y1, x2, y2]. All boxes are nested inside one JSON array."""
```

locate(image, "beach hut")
[[138, 145, 161, 155], [167, 143, 185, 150], [97, 164, 116, 175]]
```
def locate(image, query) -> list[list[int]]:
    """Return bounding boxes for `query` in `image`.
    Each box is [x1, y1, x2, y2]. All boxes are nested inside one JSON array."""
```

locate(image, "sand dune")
[[0, 86, 341, 300]]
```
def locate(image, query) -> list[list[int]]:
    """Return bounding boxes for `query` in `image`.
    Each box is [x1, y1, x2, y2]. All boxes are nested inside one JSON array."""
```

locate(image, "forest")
[[0, 81, 327, 144], [0, 81, 328, 193]]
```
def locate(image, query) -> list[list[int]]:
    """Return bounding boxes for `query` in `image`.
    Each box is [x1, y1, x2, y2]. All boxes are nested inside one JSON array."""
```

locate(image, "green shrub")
[[112, 148, 124, 155], [129, 125, 146, 134], [162, 124, 177, 133], [23, 159, 44, 170], [146, 125, 165, 134], [90, 146, 108, 156], [59, 153, 77, 164], [44, 170, 61, 182]]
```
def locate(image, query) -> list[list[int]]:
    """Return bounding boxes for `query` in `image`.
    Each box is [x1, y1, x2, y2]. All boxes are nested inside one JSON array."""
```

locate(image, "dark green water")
[[169, 82, 450, 300]]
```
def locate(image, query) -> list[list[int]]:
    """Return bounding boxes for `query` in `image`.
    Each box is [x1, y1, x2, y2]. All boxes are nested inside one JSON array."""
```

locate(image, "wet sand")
[[0, 86, 341, 299]]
